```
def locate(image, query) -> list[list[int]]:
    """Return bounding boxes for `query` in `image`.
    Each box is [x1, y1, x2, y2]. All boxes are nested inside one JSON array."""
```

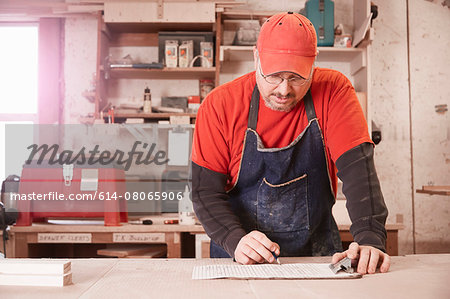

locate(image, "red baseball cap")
[[256, 12, 317, 78]]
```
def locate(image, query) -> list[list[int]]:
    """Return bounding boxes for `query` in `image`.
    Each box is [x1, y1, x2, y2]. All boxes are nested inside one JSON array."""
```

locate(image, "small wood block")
[[0, 259, 71, 275]]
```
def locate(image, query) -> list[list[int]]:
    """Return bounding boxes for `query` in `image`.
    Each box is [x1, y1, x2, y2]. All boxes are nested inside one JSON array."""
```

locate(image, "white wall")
[[63, 15, 97, 124], [370, 0, 413, 254], [369, 0, 450, 254], [408, 0, 450, 253]]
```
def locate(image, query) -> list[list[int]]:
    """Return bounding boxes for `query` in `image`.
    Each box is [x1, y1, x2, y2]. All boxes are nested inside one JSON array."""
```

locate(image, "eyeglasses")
[[256, 51, 313, 86]]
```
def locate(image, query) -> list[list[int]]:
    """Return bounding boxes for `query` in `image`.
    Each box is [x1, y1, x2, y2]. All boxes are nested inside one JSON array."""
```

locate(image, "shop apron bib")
[[210, 86, 342, 257]]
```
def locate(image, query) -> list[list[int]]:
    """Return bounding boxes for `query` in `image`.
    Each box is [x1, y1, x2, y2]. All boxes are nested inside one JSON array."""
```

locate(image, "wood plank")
[[201, 240, 210, 258], [165, 232, 181, 258], [112, 112, 197, 119], [97, 244, 166, 258], [110, 32, 158, 47], [0, 230, 15, 258], [37, 233, 92, 243], [104, 2, 215, 23], [0, 259, 117, 297], [356, 92, 367, 119], [11, 223, 205, 233], [105, 21, 214, 33], [337, 223, 405, 230], [220, 45, 366, 63], [423, 185, 450, 190], [92, 232, 114, 243], [0, 272, 72, 287], [416, 185, 450, 195], [0, 259, 70, 275], [215, 11, 222, 85], [14, 233, 29, 258], [386, 230, 398, 256], [112, 232, 165, 243], [10, 215, 205, 233], [96, 10, 107, 118], [221, 10, 280, 19], [126, 250, 166, 258], [0, 259, 72, 287], [109, 67, 216, 80]]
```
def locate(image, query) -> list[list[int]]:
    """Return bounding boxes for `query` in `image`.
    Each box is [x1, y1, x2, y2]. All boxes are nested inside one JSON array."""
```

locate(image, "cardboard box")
[[165, 40, 178, 67], [158, 32, 214, 67], [179, 40, 194, 68]]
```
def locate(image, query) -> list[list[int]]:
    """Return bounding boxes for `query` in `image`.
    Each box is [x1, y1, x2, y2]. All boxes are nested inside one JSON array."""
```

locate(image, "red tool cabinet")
[[16, 161, 128, 226]]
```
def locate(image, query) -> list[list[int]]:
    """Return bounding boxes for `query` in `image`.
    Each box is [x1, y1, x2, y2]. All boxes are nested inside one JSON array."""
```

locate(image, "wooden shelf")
[[221, 10, 280, 20], [109, 67, 216, 80], [219, 45, 366, 76], [416, 186, 450, 196], [317, 47, 365, 62], [95, 4, 218, 118], [220, 45, 364, 62], [105, 22, 215, 34], [220, 46, 253, 62]]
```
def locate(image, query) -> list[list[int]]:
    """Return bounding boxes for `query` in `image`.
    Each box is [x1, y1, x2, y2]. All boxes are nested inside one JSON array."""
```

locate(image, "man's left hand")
[[332, 242, 390, 275]]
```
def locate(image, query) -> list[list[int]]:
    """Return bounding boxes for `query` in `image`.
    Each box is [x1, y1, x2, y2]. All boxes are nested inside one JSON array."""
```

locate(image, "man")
[[191, 12, 390, 275]]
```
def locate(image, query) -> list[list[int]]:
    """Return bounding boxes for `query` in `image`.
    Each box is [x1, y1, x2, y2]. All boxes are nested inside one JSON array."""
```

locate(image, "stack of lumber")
[[0, 259, 72, 287], [97, 244, 167, 258]]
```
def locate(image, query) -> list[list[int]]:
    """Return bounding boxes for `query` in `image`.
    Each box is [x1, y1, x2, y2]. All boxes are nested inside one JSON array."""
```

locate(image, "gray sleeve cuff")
[[223, 228, 247, 258]]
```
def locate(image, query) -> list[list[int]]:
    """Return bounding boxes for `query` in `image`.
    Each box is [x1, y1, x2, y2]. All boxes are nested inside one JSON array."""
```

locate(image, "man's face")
[[254, 48, 313, 112]]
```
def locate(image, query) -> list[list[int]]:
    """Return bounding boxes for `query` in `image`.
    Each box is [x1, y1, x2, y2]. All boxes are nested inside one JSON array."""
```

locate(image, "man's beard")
[[262, 93, 299, 112]]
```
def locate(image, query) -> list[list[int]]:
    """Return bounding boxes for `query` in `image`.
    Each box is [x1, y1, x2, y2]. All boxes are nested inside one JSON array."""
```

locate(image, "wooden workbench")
[[338, 223, 403, 256], [2, 217, 403, 258], [0, 255, 448, 298], [5, 215, 204, 258]]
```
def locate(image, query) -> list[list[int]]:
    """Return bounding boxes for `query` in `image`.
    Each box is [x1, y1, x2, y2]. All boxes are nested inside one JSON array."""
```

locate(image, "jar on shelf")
[[143, 87, 152, 113], [199, 79, 214, 102]]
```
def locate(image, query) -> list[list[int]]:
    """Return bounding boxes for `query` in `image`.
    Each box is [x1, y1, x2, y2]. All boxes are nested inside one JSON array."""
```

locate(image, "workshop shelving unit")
[[216, 0, 373, 126], [94, 0, 372, 125], [94, 1, 218, 123]]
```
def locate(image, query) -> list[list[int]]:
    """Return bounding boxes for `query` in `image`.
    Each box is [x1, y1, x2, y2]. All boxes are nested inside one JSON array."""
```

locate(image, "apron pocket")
[[256, 174, 309, 233]]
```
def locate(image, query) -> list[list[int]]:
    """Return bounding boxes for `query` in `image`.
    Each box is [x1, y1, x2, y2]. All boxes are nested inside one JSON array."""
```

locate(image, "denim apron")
[[210, 86, 342, 257]]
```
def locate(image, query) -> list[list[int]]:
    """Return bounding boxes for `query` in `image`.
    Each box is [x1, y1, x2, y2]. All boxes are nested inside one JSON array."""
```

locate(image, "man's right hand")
[[234, 230, 280, 265]]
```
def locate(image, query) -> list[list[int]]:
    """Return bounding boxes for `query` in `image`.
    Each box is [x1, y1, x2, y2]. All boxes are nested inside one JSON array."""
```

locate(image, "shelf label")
[[113, 233, 165, 243], [38, 233, 92, 243]]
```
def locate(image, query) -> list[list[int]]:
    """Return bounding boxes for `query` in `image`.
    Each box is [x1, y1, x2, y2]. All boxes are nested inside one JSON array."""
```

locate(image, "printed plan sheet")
[[192, 263, 361, 280]]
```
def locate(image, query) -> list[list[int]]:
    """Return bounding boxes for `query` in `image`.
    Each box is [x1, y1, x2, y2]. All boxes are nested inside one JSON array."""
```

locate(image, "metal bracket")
[[329, 257, 354, 274]]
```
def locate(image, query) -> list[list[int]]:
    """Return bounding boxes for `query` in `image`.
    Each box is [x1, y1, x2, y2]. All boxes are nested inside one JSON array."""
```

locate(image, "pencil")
[[272, 252, 281, 265]]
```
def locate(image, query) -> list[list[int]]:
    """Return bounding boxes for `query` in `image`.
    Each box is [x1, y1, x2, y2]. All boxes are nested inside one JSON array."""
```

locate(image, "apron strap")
[[248, 86, 316, 128], [248, 85, 260, 130], [304, 89, 316, 121]]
